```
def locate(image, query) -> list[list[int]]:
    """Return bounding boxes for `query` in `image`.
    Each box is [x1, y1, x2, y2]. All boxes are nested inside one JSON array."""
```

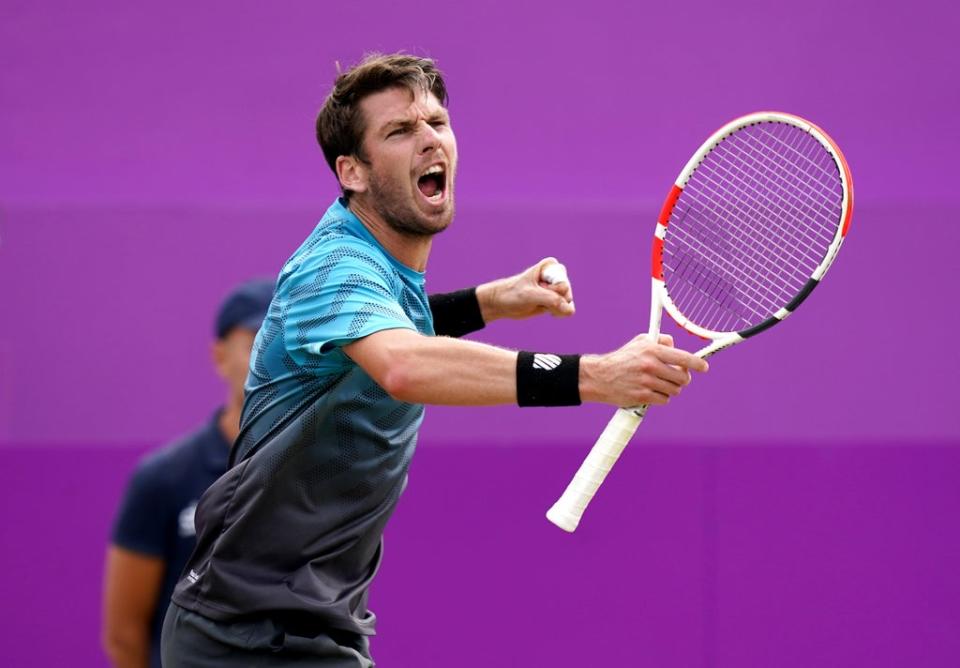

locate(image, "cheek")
[[227, 349, 251, 385], [372, 156, 405, 187], [445, 133, 459, 166], [236, 353, 251, 377]]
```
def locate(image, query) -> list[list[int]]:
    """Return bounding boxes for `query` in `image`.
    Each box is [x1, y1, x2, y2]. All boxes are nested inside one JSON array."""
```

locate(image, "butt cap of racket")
[[541, 263, 568, 285], [545, 505, 580, 532]]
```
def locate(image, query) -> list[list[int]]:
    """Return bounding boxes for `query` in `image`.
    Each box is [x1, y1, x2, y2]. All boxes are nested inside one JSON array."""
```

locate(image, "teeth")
[[424, 164, 444, 176]]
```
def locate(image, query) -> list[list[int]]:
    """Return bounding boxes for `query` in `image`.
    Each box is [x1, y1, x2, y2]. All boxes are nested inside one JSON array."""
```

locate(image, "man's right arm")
[[103, 460, 172, 668], [102, 546, 164, 668], [343, 329, 708, 407]]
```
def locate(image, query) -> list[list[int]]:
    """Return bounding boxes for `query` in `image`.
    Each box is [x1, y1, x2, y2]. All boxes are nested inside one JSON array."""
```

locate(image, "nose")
[[417, 121, 441, 154]]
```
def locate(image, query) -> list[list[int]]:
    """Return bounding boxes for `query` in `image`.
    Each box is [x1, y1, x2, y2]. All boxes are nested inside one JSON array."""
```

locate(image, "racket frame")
[[546, 111, 853, 533], [657, 111, 853, 344]]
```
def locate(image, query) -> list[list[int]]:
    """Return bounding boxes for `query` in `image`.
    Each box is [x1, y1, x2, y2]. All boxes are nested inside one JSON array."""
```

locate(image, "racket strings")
[[666, 224, 782, 326], [709, 126, 838, 267], [663, 121, 843, 333], [667, 126, 841, 328], [668, 165, 822, 322], [666, 187, 826, 330], [672, 183, 815, 306], [707, 146, 834, 262], [680, 162, 821, 302], [720, 130, 838, 249], [741, 122, 841, 231], [668, 130, 829, 308], [666, 207, 786, 313], [751, 125, 844, 206], [666, 252, 769, 330]]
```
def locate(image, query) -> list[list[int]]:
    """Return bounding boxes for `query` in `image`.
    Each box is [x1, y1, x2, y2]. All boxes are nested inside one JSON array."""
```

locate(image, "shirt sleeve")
[[111, 459, 173, 558], [284, 239, 416, 367]]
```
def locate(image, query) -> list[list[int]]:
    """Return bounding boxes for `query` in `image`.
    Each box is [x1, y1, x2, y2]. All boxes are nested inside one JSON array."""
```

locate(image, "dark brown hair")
[[316, 53, 449, 199]]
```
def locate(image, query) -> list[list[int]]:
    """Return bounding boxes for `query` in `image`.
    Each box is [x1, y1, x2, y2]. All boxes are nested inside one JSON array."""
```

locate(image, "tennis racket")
[[546, 111, 853, 532]]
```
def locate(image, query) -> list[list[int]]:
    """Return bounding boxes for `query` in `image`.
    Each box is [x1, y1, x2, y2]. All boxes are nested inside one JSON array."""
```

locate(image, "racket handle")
[[546, 406, 648, 532]]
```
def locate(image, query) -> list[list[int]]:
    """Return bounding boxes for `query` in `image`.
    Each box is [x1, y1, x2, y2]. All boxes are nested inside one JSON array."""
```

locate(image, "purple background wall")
[[1, 0, 958, 666]]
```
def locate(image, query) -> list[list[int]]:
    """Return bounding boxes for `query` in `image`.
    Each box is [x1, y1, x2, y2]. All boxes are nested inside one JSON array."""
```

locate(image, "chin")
[[422, 203, 455, 235], [391, 196, 455, 237]]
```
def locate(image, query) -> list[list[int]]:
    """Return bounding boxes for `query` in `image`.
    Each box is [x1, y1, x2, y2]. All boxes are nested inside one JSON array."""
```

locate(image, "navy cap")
[[215, 278, 274, 339]]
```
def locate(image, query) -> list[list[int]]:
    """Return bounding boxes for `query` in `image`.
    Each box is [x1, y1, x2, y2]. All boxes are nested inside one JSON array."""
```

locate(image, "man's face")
[[354, 86, 457, 236]]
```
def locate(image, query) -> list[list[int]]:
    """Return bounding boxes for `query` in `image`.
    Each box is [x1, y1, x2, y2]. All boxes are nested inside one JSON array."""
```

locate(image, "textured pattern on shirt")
[[173, 199, 433, 636]]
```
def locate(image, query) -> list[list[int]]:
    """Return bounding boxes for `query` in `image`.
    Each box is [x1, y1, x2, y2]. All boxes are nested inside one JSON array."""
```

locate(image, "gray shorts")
[[161, 603, 373, 667]]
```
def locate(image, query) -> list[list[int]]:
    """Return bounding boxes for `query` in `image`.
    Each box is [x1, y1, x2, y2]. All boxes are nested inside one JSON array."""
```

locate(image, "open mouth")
[[417, 164, 447, 204]]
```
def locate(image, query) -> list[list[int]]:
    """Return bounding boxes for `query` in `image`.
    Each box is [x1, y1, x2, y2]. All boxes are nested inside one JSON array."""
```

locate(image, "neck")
[[347, 198, 433, 272], [218, 397, 243, 446]]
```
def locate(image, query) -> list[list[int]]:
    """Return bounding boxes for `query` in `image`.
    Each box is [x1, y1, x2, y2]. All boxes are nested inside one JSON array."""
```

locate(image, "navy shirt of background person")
[[102, 278, 274, 668]]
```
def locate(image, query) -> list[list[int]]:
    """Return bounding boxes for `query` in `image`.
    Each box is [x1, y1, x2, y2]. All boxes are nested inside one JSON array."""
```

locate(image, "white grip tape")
[[545, 407, 646, 532], [541, 263, 568, 285]]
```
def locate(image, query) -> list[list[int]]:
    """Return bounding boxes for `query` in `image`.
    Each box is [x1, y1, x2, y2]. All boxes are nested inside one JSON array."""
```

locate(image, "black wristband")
[[428, 288, 486, 338], [516, 351, 582, 407]]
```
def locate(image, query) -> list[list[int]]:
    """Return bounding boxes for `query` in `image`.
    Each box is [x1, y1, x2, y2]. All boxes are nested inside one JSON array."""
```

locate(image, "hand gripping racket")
[[546, 111, 853, 532]]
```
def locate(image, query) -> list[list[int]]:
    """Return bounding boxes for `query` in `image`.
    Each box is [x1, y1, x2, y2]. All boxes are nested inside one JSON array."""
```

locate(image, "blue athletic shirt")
[[172, 199, 434, 637]]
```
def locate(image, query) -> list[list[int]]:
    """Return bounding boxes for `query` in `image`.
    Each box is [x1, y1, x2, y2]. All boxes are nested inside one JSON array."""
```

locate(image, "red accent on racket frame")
[[841, 197, 853, 237], [651, 237, 664, 280], [657, 185, 683, 227], [837, 152, 854, 237], [804, 118, 854, 238], [782, 112, 854, 238]]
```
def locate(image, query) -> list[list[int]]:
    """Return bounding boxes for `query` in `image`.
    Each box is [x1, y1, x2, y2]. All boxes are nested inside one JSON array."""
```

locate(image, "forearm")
[[345, 329, 708, 409], [433, 258, 574, 333], [367, 332, 518, 405], [103, 626, 149, 668], [101, 546, 163, 668]]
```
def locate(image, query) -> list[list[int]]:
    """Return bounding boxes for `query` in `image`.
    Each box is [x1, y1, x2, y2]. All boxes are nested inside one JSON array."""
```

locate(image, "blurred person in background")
[[101, 278, 274, 668]]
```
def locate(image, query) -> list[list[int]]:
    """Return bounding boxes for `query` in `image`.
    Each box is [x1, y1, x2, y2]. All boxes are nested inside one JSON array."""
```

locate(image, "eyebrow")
[[381, 118, 415, 134], [380, 110, 449, 135]]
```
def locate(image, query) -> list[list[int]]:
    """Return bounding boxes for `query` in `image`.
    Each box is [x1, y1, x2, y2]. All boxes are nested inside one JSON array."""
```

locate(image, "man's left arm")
[[429, 258, 574, 337]]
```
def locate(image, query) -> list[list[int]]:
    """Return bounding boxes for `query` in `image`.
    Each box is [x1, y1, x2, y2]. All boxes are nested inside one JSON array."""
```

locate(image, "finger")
[[523, 257, 555, 287], [645, 374, 685, 397], [535, 257, 559, 278], [550, 298, 576, 317], [655, 346, 710, 372], [528, 286, 573, 315], [543, 280, 573, 303], [540, 262, 569, 287], [642, 390, 672, 406], [655, 363, 691, 387], [658, 334, 674, 347], [539, 290, 575, 317]]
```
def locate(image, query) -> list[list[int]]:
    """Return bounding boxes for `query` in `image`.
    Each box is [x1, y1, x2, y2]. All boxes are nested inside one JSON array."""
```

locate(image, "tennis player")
[[162, 53, 708, 667]]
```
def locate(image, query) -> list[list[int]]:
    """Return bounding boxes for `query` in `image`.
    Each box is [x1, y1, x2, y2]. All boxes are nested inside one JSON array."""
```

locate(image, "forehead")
[[360, 86, 447, 128]]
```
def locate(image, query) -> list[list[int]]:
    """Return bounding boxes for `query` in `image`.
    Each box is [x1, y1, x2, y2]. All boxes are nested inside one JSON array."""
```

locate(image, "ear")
[[336, 154, 369, 195]]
